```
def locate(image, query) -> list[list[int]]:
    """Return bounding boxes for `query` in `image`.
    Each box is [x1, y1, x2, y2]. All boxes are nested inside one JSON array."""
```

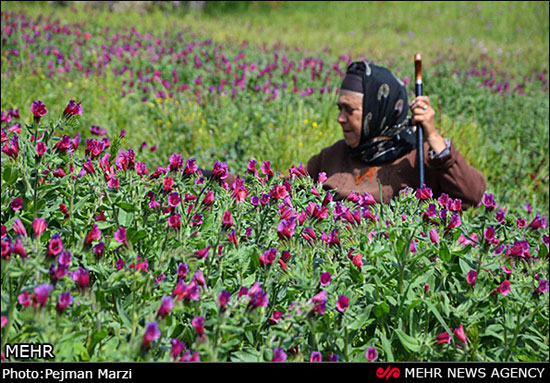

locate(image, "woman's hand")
[[410, 96, 447, 155]]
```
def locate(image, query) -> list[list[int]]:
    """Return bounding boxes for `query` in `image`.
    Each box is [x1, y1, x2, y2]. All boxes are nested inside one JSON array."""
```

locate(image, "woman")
[[305, 61, 486, 209]]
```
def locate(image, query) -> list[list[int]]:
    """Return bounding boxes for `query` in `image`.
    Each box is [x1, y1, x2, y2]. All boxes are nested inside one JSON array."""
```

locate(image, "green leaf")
[[374, 302, 390, 318], [231, 347, 261, 362], [379, 332, 394, 362], [395, 329, 421, 353], [116, 297, 133, 329], [424, 300, 450, 333], [348, 305, 373, 330]]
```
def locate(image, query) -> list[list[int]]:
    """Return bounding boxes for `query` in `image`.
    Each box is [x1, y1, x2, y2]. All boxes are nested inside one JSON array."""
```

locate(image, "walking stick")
[[414, 53, 425, 188]]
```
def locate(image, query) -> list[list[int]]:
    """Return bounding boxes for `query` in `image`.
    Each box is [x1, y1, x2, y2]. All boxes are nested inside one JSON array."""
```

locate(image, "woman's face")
[[336, 91, 363, 148]]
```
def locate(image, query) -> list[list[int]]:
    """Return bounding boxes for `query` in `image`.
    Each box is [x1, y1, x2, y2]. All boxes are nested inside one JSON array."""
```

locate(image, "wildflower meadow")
[[1, 2, 548, 362]]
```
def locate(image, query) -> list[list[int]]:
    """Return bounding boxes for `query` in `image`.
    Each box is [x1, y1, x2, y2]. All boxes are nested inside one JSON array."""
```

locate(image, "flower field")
[[1, 2, 549, 362]]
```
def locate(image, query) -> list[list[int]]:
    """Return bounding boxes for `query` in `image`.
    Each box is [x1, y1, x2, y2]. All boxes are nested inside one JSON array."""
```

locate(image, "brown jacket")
[[305, 139, 486, 209]]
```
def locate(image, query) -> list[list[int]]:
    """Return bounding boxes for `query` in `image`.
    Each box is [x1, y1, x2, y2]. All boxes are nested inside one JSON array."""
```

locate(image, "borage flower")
[[142, 322, 161, 348], [366, 347, 378, 362]]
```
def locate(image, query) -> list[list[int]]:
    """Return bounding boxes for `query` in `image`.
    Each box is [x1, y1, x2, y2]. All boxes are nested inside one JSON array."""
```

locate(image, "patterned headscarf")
[[341, 61, 416, 164]]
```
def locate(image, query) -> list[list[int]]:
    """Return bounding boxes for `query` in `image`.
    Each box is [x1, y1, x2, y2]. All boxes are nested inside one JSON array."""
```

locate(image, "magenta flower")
[[157, 296, 174, 319], [12, 218, 27, 237], [447, 213, 462, 229], [302, 227, 317, 242], [435, 330, 452, 345], [269, 310, 283, 324], [277, 218, 296, 240], [218, 290, 231, 309], [56, 291, 73, 313], [222, 211, 234, 229], [10, 197, 23, 211], [336, 295, 350, 312], [63, 100, 82, 117], [227, 229, 238, 246], [114, 226, 128, 245], [366, 347, 378, 362], [247, 283, 269, 308], [191, 315, 205, 337], [484, 225, 499, 245], [32, 284, 53, 308], [35, 141, 47, 157], [143, 322, 161, 348], [18, 291, 31, 307], [170, 339, 186, 361], [48, 234, 63, 256], [30, 100, 47, 118], [352, 253, 363, 270], [259, 248, 278, 266], [260, 161, 274, 177], [167, 192, 181, 207], [183, 158, 198, 175], [481, 193, 497, 211], [32, 217, 47, 238], [429, 228, 440, 244], [115, 259, 125, 270], [90, 125, 107, 136], [466, 270, 477, 287], [492, 280, 511, 296], [168, 152, 184, 171], [454, 324, 468, 343], [534, 280, 548, 295], [211, 161, 229, 180], [93, 242, 105, 257], [318, 172, 327, 184], [202, 190, 215, 206], [320, 272, 332, 287], [310, 351, 322, 362], [72, 267, 90, 288], [272, 348, 287, 362], [310, 290, 327, 315], [167, 213, 181, 231], [416, 185, 433, 200], [528, 214, 547, 229], [85, 224, 101, 245]]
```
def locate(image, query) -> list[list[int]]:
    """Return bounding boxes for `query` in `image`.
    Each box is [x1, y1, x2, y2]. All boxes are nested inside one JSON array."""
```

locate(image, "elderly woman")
[[305, 61, 486, 209]]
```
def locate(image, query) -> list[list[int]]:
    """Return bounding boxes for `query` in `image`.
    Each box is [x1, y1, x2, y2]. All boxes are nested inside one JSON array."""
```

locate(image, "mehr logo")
[[376, 365, 401, 380], [4, 343, 55, 360]]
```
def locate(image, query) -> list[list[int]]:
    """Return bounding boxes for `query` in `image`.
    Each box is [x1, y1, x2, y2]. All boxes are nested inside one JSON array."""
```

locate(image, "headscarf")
[[341, 61, 416, 164]]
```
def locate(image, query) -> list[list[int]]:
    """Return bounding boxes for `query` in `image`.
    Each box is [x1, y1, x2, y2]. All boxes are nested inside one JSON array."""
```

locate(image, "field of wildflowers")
[[1, 2, 549, 362]]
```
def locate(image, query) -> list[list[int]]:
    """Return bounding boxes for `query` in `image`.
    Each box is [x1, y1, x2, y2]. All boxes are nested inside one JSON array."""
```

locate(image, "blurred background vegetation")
[[2, 1, 549, 214]]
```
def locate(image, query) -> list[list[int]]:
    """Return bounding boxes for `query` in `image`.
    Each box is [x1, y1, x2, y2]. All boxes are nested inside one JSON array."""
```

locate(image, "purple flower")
[[447, 213, 462, 229], [170, 339, 186, 361], [218, 290, 231, 309], [63, 100, 82, 117], [90, 125, 107, 136], [33, 284, 53, 307], [336, 295, 349, 312], [114, 226, 128, 245], [30, 100, 47, 118], [56, 291, 73, 313], [429, 228, 440, 244], [211, 161, 229, 180], [534, 280, 548, 295], [466, 270, 477, 287], [528, 214, 547, 230], [157, 296, 174, 319], [272, 348, 287, 362], [320, 272, 332, 287], [35, 141, 47, 157], [492, 280, 511, 296], [72, 267, 90, 288], [143, 322, 161, 347], [191, 315, 205, 337], [10, 197, 23, 211], [167, 192, 181, 207], [416, 185, 433, 200], [12, 218, 27, 237], [481, 193, 497, 211], [32, 218, 47, 238], [366, 347, 378, 362], [310, 351, 322, 362], [259, 248, 278, 266]]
